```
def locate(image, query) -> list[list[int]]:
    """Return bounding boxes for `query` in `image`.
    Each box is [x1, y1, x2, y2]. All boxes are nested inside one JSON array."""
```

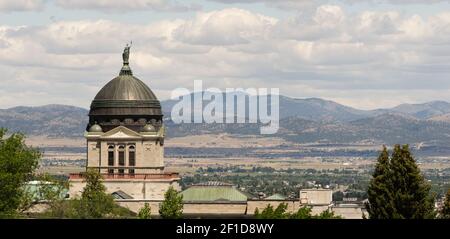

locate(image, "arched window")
[[108, 145, 114, 166], [129, 146, 135, 166], [118, 145, 125, 175], [108, 145, 114, 174], [129, 146, 135, 175]]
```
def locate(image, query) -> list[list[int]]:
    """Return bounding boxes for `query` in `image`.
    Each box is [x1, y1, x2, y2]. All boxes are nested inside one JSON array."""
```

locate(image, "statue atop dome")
[[120, 42, 133, 75], [89, 43, 162, 133], [69, 43, 179, 204], [122, 41, 132, 65]]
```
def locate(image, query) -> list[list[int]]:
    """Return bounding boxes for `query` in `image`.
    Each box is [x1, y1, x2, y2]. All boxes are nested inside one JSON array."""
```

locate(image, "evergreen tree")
[[255, 204, 274, 219], [314, 209, 342, 219], [254, 208, 260, 217], [366, 146, 396, 219], [159, 186, 183, 219], [272, 203, 288, 219], [73, 169, 117, 218], [440, 189, 450, 219], [289, 206, 313, 219], [367, 145, 436, 219], [255, 203, 289, 219], [138, 203, 152, 219], [0, 129, 40, 217], [390, 145, 435, 219], [255, 204, 341, 219]]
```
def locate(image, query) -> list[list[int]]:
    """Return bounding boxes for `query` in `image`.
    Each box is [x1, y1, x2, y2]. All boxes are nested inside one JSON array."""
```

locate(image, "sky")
[[1, 0, 450, 110]]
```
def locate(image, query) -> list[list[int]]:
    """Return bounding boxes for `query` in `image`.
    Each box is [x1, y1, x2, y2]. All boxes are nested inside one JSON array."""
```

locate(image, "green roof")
[[23, 181, 68, 201], [265, 193, 286, 200], [181, 184, 249, 202]]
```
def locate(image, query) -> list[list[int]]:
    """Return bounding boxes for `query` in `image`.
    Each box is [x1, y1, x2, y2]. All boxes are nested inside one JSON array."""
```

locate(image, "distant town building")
[[300, 188, 333, 205], [332, 203, 367, 219], [296, 188, 366, 218], [299, 188, 333, 215]]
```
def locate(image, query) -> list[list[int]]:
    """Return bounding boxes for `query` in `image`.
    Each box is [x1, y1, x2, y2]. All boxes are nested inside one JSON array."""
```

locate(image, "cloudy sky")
[[1, 0, 450, 110]]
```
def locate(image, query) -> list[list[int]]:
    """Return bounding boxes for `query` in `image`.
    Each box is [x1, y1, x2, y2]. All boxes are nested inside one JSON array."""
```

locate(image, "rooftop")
[[265, 193, 287, 200], [181, 182, 249, 202], [192, 181, 234, 187]]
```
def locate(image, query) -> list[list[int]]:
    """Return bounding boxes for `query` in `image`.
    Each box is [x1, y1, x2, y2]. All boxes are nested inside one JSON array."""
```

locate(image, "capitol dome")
[[87, 45, 163, 132], [93, 74, 158, 102]]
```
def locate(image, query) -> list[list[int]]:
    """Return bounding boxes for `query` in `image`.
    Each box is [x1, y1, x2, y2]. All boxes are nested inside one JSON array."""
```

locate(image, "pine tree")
[[290, 206, 313, 219], [367, 146, 396, 219], [390, 145, 435, 219], [272, 203, 288, 219], [314, 209, 342, 219], [255, 204, 274, 219], [440, 189, 450, 219], [138, 203, 152, 219], [159, 186, 183, 219], [75, 169, 116, 218], [255, 204, 341, 219], [81, 169, 108, 200], [254, 208, 260, 217], [367, 145, 436, 219], [255, 203, 289, 219]]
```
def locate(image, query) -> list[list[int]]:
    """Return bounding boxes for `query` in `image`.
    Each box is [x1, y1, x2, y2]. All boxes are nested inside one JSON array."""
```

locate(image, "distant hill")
[[3, 96, 450, 146], [280, 113, 450, 145], [278, 96, 374, 122], [161, 93, 375, 122], [162, 94, 450, 145], [387, 101, 450, 119], [429, 113, 450, 123], [163, 94, 450, 122], [0, 105, 88, 138]]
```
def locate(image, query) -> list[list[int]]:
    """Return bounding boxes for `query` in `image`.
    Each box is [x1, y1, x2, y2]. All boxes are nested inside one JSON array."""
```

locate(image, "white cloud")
[[210, 0, 450, 6], [0, 0, 45, 12], [55, 0, 201, 12], [173, 8, 277, 45], [1, 6, 450, 109], [208, 0, 319, 11], [0, 0, 201, 13]]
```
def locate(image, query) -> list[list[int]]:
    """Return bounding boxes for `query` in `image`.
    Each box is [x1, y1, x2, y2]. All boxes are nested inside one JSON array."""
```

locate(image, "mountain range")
[[3, 94, 450, 146]]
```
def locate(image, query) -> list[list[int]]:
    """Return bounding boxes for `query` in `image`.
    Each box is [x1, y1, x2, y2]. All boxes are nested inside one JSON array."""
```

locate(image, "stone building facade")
[[68, 45, 179, 200]]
